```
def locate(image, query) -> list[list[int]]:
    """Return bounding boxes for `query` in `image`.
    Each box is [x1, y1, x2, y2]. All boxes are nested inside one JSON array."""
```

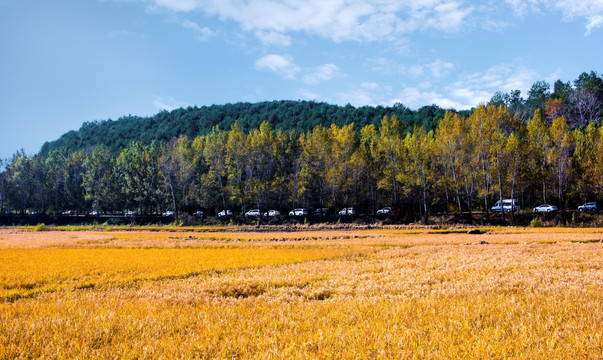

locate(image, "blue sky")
[[1, 0, 602, 160]]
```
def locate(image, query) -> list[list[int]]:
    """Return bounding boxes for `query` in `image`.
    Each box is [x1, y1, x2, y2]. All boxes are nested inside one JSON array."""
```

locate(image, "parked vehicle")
[[264, 210, 281, 217], [313, 208, 329, 217], [245, 209, 261, 217], [533, 204, 558, 213], [376, 207, 391, 216], [338, 207, 356, 216], [217, 210, 233, 218], [193, 210, 207, 218], [124, 210, 138, 217], [62, 210, 74, 216], [162, 210, 175, 217], [89, 210, 100, 216], [491, 199, 520, 212], [578, 202, 598, 212], [289, 208, 308, 217]]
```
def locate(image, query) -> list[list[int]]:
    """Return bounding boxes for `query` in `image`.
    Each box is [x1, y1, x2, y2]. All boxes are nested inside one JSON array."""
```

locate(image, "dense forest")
[[1, 71, 602, 224], [39, 101, 459, 156]]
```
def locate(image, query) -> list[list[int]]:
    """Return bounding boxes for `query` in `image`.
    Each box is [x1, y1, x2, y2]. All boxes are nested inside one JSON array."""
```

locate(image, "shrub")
[[530, 217, 543, 228], [33, 223, 46, 232]]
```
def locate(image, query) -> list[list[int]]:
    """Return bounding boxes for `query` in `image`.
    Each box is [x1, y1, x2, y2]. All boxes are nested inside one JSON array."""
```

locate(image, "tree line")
[[2, 71, 602, 223], [1, 105, 602, 224]]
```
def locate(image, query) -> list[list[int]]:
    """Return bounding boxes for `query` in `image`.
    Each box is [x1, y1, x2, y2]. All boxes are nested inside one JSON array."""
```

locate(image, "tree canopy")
[[39, 101, 457, 156]]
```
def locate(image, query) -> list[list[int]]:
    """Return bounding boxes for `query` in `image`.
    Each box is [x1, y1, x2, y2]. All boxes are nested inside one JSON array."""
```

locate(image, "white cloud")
[[505, 0, 603, 34], [336, 82, 387, 107], [153, 95, 189, 111], [149, 0, 474, 43], [552, 0, 603, 34], [255, 54, 300, 79], [297, 88, 320, 100], [424, 2, 474, 32], [153, 0, 198, 12], [391, 64, 544, 110], [405, 60, 455, 79], [255, 30, 291, 46], [303, 64, 340, 85], [408, 65, 424, 78], [181, 20, 214, 41], [360, 82, 379, 90], [338, 89, 376, 107], [367, 57, 406, 74], [427, 60, 455, 78]]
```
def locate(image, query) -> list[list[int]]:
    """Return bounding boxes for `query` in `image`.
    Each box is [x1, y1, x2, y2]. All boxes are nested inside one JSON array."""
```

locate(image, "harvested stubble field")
[[1, 227, 602, 359]]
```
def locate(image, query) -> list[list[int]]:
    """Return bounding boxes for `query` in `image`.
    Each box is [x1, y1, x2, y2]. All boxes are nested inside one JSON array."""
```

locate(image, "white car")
[[338, 207, 356, 216], [217, 210, 233, 218], [376, 207, 391, 215], [162, 210, 175, 217], [289, 208, 308, 217], [245, 209, 261, 217], [263, 210, 281, 217], [578, 202, 598, 212], [533, 204, 558, 213]]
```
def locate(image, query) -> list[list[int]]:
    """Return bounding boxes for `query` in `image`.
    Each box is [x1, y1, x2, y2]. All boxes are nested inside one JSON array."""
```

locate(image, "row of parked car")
[[490, 199, 598, 213], [237, 207, 391, 218], [58, 201, 598, 218], [202, 206, 393, 218]]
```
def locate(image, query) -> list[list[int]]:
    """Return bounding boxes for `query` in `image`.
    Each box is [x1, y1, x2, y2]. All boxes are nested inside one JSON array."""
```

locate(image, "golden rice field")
[[1, 227, 602, 359]]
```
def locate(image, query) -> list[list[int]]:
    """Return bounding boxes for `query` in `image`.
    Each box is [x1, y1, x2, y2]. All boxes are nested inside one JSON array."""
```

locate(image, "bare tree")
[[569, 87, 601, 127]]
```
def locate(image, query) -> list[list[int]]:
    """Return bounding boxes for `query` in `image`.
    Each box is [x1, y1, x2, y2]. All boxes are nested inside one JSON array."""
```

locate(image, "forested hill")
[[39, 101, 461, 155]]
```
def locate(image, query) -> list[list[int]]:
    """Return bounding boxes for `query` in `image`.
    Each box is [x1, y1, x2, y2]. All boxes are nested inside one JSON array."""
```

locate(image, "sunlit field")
[[1, 227, 602, 358]]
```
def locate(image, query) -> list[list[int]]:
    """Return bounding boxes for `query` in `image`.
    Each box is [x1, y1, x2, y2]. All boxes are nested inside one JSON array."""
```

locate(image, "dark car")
[[313, 208, 329, 217], [193, 210, 207, 218], [376, 207, 391, 216]]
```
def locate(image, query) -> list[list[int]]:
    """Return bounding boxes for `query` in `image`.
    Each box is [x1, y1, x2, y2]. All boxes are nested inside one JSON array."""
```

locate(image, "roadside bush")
[[530, 217, 543, 228]]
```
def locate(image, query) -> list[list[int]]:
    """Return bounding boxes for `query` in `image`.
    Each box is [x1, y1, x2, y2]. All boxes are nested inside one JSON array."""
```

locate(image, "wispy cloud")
[[297, 88, 320, 100], [373, 59, 454, 79], [153, 0, 198, 12], [181, 20, 214, 41], [504, 0, 603, 35], [153, 95, 189, 111], [149, 0, 474, 43], [336, 82, 387, 107], [367, 57, 406, 74], [427, 60, 455, 78], [391, 64, 543, 110], [255, 30, 291, 47], [255, 54, 300, 79], [303, 64, 340, 85], [137, 0, 602, 43]]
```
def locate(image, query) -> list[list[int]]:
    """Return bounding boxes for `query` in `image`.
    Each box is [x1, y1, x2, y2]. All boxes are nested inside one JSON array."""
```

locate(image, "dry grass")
[[1, 228, 602, 358]]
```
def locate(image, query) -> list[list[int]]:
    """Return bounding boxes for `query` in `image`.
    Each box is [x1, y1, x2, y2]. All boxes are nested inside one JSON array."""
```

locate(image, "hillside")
[[39, 101, 458, 155]]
